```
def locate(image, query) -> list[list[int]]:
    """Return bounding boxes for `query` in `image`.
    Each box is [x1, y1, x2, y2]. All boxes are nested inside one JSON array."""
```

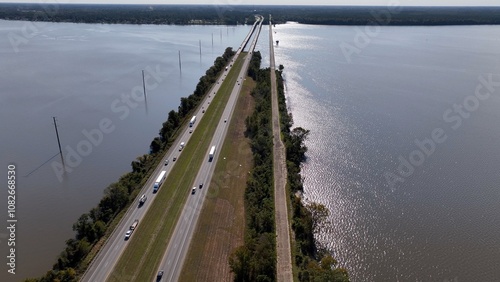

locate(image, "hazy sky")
[[1, 0, 500, 6]]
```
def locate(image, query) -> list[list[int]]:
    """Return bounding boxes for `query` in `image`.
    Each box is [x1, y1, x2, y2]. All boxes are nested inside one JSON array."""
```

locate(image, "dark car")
[[199, 183, 203, 189], [157, 270, 164, 281], [139, 194, 147, 206]]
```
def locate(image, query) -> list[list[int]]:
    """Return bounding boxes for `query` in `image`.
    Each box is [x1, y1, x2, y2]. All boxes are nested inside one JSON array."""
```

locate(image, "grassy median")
[[179, 76, 256, 281], [108, 53, 247, 282]]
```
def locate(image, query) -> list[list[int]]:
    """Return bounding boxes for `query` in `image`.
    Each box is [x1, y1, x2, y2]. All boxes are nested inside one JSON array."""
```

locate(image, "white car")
[[192, 187, 196, 194], [125, 230, 132, 240]]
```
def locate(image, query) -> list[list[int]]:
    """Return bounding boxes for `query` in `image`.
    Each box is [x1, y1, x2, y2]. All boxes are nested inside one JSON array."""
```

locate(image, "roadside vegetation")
[[24, 47, 235, 282], [179, 62, 256, 282], [276, 67, 349, 282], [109, 50, 244, 282], [229, 52, 277, 282]]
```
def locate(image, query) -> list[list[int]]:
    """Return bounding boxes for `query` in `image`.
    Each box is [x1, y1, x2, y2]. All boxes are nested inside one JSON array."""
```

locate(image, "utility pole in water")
[[142, 70, 148, 114], [53, 116, 65, 171], [178, 50, 182, 72], [142, 70, 147, 100], [53, 117, 63, 157]]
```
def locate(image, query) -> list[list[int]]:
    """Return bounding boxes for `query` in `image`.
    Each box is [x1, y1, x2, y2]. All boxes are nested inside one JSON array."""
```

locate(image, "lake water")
[[0, 20, 251, 280], [270, 23, 500, 281], [2, 19, 500, 282]]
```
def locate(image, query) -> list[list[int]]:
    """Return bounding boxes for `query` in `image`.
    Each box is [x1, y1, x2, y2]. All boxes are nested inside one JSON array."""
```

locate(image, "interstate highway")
[[156, 15, 264, 282], [80, 16, 262, 282]]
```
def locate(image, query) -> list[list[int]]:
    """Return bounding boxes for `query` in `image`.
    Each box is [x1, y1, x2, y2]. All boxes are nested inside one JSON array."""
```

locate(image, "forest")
[[1, 4, 500, 26]]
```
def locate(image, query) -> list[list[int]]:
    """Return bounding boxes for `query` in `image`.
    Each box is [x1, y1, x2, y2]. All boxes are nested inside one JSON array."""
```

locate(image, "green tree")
[[149, 137, 162, 154], [306, 202, 330, 235], [229, 246, 252, 282]]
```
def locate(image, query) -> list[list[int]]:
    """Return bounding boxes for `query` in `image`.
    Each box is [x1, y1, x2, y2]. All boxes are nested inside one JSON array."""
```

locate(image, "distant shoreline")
[[1, 4, 500, 26]]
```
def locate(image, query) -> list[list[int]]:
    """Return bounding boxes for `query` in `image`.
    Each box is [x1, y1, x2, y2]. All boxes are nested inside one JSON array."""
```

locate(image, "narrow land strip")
[[107, 54, 247, 282], [179, 77, 255, 282], [269, 17, 294, 281]]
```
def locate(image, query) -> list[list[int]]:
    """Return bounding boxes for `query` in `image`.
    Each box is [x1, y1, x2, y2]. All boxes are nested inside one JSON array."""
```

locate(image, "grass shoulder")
[[109, 53, 247, 282], [25, 48, 237, 282], [179, 73, 256, 282]]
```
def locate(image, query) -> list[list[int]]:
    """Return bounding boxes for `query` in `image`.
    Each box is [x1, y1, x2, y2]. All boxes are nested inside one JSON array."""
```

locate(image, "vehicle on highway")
[[199, 183, 203, 189], [173, 156, 177, 161], [153, 171, 167, 193], [179, 142, 185, 151], [209, 145, 216, 162], [224, 119, 227, 123], [202, 109, 205, 113], [157, 270, 164, 281], [130, 219, 139, 231], [189, 115, 196, 127], [125, 230, 132, 240], [139, 194, 147, 206], [192, 187, 196, 194], [164, 159, 169, 166], [189, 128, 193, 133]]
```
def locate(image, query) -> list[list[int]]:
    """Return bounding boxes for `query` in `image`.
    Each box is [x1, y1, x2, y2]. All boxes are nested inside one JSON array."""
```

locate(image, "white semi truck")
[[209, 145, 216, 162], [153, 170, 167, 193], [189, 116, 196, 127]]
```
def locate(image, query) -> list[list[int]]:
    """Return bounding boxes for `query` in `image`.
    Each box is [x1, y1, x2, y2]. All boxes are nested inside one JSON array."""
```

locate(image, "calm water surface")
[[271, 23, 500, 281], [0, 20, 250, 280]]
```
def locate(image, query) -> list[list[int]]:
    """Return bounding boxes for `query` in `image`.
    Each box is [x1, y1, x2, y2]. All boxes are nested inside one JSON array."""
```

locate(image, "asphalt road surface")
[[80, 16, 262, 282], [156, 16, 264, 282]]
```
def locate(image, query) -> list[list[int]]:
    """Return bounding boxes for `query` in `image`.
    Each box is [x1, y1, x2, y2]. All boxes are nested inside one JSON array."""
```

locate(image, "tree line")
[[229, 51, 277, 282], [24, 47, 235, 282], [2, 4, 500, 26], [276, 67, 349, 281], [0, 4, 256, 25]]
